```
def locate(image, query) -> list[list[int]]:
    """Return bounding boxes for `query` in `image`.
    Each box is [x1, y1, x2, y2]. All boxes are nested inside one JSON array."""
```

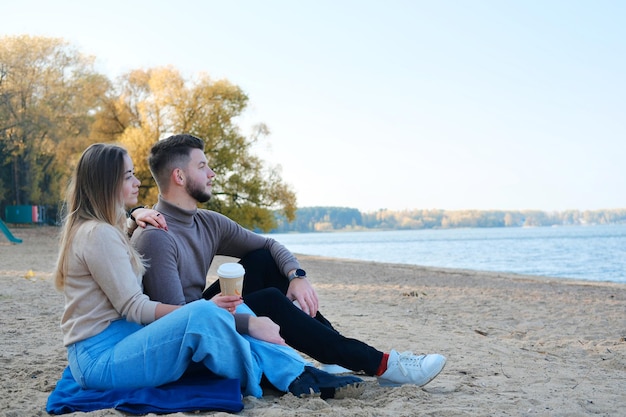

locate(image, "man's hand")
[[286, 278, 319, 317], [210, 294, 243, 314], [248, 316, 286, 345]]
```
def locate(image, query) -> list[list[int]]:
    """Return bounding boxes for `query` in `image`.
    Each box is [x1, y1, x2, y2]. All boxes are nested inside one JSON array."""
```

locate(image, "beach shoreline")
[[2, 226, 625, 416]]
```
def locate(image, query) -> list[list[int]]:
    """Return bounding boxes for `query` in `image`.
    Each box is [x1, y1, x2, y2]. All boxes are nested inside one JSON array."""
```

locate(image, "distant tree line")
[[270, 207, 626, 233]]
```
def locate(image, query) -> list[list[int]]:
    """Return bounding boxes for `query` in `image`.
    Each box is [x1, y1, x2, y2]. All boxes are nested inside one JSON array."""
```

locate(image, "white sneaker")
[[378, 350, 446, 387]]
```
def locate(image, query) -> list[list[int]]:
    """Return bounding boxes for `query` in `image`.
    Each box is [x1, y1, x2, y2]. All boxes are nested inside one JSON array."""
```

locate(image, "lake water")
[[264, 224, 626, 284]]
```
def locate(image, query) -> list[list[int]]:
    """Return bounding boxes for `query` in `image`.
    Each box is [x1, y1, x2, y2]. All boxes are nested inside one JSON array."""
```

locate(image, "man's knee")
[[239, 248, 274, 269], [239, 248, 288, 295], [253, 287, 285, 300]]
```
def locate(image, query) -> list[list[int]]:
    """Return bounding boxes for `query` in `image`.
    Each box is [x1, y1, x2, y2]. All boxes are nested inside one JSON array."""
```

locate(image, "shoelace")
[[396, 352, 425, 376]]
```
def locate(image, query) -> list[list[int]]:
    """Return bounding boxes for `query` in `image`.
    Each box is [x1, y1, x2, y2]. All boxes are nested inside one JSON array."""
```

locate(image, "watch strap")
[[288, 268, 307, 281]]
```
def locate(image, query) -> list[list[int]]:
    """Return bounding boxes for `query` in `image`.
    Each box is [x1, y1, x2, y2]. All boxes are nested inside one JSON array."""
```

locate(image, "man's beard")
[[186, 180, 211, 203]]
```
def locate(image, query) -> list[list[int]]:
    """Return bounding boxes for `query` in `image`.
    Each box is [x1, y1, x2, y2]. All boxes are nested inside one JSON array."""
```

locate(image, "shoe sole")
[[378, 361, 446, 388]]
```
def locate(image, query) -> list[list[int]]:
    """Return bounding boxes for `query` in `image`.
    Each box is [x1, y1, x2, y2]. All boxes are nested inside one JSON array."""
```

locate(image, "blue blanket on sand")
[[46, 366, 244, 415]]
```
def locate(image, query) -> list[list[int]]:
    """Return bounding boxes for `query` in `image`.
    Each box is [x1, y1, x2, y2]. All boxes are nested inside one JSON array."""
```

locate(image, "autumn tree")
[[93, 66, 296, 231], [0, 35, 108, 213]]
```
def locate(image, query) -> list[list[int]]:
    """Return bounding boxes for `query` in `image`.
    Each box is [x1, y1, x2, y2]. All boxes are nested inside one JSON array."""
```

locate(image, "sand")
[[1, 226, 625, 416]]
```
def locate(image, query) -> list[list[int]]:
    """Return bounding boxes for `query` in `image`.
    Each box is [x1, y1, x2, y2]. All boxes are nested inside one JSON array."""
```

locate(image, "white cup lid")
[[217, 262, 245, 278]]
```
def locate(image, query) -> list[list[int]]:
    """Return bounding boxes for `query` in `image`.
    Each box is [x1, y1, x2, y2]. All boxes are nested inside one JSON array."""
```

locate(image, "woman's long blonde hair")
[[54, 143, 145, 290]]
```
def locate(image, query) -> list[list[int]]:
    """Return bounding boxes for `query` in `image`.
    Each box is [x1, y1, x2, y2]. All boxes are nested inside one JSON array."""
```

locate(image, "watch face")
[[296, 268, 306, 277]]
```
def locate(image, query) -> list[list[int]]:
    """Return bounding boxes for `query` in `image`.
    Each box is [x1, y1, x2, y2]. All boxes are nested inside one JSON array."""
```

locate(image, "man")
[[132, 134, 446, 388]]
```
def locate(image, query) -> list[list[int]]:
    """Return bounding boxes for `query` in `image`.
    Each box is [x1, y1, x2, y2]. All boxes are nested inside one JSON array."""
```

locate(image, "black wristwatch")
[[288, 268, 307, 281]]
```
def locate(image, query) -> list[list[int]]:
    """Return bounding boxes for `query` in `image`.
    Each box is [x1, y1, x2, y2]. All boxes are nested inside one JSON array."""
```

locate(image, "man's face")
[[184, 148, 215, 203]]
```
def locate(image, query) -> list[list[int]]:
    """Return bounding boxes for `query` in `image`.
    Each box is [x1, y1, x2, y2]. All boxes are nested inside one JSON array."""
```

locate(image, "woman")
[[54, 143, 363, 399]]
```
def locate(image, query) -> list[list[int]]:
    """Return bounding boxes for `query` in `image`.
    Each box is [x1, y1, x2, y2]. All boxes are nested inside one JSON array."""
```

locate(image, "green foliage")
[[0, 35, 108, 212], [93, 66, 296, 231], [0, 36, 296, 230]]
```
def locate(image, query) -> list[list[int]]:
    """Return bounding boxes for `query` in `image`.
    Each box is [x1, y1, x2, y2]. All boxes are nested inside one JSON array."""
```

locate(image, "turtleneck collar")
[[155, 195, 198, 226]]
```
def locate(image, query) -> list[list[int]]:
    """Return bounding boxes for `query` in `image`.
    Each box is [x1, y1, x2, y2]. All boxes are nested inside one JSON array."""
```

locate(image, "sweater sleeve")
[[133, 227, 187, 305], [211, 212, 301, 277], [83, 224, 159, 324], [233, 313, 251, 334]]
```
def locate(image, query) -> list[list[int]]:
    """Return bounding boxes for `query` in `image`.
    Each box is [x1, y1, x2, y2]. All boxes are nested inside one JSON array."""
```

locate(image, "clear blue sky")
[[4, 1, 626, 212]]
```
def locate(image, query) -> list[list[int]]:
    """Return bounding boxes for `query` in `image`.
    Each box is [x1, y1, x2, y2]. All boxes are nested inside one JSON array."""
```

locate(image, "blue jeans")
[[67, 300, 306, 397]]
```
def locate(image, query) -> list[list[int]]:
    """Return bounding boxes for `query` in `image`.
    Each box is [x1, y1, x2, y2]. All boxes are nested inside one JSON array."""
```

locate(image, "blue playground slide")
[[0, 219, 22, 243]]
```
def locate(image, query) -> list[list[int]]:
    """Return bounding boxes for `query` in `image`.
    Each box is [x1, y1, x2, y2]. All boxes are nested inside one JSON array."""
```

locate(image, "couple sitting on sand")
[[55, 134, 446, 400]]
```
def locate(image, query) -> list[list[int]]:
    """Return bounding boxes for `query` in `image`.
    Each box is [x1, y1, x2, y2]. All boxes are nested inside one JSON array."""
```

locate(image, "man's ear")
[[172, 168, 185, 186]]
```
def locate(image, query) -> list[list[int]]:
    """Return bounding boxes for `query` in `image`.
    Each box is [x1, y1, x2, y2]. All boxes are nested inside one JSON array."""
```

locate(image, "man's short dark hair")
[[149, 134, 205, 191]]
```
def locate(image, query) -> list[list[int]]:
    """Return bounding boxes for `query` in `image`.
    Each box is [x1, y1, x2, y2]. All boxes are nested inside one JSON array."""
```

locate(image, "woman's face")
[[121, 154, 141, 208]]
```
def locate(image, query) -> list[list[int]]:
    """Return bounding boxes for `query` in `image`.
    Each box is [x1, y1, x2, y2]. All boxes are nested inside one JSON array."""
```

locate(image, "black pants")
[[203, 249, 383, 375], [203, 249, 336, 328]]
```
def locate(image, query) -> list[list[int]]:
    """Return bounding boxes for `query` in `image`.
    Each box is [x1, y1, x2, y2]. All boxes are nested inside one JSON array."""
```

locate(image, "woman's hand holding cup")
[[211, 294, 243, 314]]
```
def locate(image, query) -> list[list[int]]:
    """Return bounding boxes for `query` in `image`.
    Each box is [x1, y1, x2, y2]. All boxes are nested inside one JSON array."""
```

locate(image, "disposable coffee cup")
[[217, 263, 245, 296]]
